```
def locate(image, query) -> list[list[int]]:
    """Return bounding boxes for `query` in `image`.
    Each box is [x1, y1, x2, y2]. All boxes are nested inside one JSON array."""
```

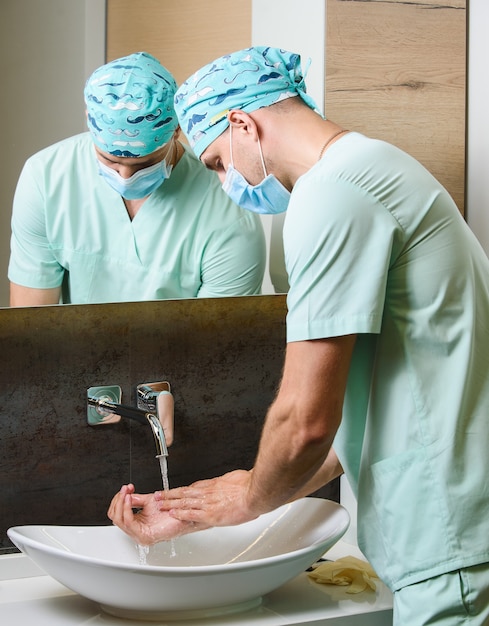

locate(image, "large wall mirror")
[[1, 0, 466, 308]]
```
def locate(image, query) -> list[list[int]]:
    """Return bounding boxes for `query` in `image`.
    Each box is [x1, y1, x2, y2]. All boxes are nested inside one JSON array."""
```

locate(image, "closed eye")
[[202, 158, 224, 173]]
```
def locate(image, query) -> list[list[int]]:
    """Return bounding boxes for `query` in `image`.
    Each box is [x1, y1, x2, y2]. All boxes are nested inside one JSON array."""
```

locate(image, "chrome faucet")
[[87, 396, 168, 457], [136, 382, 174, 446]]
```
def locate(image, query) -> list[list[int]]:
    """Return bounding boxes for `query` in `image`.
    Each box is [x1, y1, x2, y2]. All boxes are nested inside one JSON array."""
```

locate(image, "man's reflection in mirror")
[[8, 52, 266, 306]]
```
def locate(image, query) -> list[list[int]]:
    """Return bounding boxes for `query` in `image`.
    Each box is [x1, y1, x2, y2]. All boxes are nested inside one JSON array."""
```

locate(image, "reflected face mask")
[[221, 127, 290, 215], [97, 142, 174, 199]]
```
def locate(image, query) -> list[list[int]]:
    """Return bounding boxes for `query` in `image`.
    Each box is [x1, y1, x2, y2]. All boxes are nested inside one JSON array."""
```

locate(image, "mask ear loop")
[[228, 125, 235, 168], [162, 135, 176, 166], [256, 134, 268, 178], [155, 138, 175, 179]]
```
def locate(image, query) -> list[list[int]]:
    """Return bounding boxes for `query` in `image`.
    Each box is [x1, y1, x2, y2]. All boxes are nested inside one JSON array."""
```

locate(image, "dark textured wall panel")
[[0, 295, 339, 552]]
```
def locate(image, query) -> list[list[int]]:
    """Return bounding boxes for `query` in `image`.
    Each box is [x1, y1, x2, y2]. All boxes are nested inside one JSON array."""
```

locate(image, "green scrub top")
[[9, 133, 266, 303], [284, 132, 489, 591]]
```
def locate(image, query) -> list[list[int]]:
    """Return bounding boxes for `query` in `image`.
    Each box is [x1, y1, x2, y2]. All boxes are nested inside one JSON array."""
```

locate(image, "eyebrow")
[[99, 154, 119, 164], [200, 157, 216, 171]]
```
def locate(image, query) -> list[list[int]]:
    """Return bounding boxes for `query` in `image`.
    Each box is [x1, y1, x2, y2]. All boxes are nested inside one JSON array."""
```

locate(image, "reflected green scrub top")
[[9, 133, 266, 303], [284, 132, 489, 591]]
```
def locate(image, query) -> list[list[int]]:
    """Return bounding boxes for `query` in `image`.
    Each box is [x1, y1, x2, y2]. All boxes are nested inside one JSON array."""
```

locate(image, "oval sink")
[[8, 497, 349, 621]]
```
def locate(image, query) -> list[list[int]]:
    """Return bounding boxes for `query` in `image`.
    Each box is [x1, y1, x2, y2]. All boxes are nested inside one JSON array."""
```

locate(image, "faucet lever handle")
[[157, 391, 174, 447], [137, 381, 174, 447]]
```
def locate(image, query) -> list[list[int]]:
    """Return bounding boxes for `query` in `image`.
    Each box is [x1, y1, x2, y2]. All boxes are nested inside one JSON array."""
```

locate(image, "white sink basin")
[[8, 497, 349, 621]]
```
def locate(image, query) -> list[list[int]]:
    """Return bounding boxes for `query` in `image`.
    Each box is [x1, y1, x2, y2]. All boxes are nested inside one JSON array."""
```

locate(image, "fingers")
[[107, 484, 200, 545], [107, 484, 127, 521], [107, 484, 135, 526], [167, 507, 212, 524], [130, 492, 154, 507], [155, 489, 205, 509], [154, 470, 258, 528], [109, 486, 154, 545], [154, 479, 226, 505]]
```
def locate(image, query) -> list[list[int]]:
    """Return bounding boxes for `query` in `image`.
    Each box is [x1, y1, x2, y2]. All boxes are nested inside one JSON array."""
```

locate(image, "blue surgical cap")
[[84, 52, 178, 157], [174, 46, 320, 158]]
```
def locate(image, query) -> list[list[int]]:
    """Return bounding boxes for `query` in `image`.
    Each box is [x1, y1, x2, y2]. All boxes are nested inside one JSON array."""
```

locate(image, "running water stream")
[[159, 455, 171, 492], [137, 455, 176, 563], [159, 455, 177, 557]]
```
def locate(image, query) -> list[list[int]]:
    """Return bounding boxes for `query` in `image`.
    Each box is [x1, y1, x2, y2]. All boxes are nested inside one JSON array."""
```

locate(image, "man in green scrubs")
[[8, 52, 265, 305], [108, 47, 489, 624]]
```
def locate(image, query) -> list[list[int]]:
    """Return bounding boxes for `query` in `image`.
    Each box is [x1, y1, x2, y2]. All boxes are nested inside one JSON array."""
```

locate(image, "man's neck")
[[123, 197, 146, 220]]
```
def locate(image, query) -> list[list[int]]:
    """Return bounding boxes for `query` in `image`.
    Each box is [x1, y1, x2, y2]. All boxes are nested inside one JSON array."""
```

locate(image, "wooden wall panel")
[[106, 0, 251, 86], [325, 0, 466, 212]]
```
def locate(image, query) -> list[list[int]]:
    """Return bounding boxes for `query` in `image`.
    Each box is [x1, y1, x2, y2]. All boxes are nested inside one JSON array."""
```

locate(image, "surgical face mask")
[[221, 127, 290, 215], [97, 143, 174, 199]]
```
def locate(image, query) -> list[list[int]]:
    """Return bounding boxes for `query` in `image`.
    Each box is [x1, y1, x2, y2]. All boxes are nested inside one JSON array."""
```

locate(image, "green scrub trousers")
[[393, 563, 489, 625]]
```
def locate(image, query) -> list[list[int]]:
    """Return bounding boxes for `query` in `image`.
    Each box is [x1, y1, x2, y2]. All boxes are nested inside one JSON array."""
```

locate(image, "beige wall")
[[106, 0, 252, 85]]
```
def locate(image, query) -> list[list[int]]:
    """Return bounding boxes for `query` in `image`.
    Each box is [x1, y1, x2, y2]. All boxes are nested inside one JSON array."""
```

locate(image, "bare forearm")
[[246, 402, 337, 513], [245, 337, 355, 514], [10, 283, 61, 306], [287, 447, 344, 501]]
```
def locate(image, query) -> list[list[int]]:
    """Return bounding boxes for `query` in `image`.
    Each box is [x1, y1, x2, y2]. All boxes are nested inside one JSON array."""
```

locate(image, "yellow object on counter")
[[308, 556, 379, 594]]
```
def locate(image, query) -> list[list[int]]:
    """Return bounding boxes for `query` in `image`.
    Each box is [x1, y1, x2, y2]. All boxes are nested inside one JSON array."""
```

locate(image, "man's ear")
[[227, 110, 259, 140]]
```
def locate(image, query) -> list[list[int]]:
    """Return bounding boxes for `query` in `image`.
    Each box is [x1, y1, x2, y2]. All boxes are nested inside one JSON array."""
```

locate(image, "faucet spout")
[[144, 411, 169, 458], [87, 397, 168, 457]]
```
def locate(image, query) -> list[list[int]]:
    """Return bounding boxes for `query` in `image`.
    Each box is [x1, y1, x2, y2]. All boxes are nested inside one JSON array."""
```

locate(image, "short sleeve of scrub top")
[[9, 155, 65, 289], [284, 156, 400, 343]]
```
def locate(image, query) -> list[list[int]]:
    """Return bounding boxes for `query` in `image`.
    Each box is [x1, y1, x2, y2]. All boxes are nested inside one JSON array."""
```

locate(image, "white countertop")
[[0, 541, 392, 625]]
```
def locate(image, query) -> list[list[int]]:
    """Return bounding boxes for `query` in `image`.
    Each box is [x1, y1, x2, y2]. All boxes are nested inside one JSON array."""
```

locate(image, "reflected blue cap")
[[84, 52, 178, 157]]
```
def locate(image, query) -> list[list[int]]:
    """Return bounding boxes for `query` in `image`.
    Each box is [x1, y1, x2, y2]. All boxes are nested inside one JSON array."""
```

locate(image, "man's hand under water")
[[108, 470, 260, 546], [107, 484, 199, 545], [155, 469, 262, 527]]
